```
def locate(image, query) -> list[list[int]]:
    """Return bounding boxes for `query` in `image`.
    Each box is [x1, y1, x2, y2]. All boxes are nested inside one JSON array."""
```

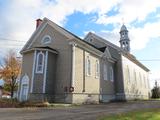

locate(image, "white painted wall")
[[122, 55, 150, 99]]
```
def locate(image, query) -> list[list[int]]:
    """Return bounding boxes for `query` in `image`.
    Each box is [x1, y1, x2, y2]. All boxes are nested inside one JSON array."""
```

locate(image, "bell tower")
[[119, 24, 130, 52]]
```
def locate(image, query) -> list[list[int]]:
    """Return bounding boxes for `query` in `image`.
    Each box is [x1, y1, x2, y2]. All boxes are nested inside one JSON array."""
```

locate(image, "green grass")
[[99, 108, 160, 120]]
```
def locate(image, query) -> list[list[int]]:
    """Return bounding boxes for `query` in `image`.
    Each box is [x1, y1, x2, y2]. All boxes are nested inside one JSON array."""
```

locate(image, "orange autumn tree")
[[0, 51, 21, 98]]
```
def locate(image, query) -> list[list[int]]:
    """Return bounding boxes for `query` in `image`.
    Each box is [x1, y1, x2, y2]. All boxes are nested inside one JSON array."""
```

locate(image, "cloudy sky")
[[0, 0, 160, 87]]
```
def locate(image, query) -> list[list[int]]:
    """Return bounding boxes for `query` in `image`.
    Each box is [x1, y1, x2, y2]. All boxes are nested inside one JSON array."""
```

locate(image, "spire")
[[119, 24, 130, 52]]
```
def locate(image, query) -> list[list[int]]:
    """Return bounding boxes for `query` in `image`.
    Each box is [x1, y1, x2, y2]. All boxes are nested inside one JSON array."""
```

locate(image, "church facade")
[[18, 18, 150, 103]]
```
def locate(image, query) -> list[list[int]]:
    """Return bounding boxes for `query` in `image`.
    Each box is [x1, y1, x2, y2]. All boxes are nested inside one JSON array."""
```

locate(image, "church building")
[[18, 18, 150, 103]]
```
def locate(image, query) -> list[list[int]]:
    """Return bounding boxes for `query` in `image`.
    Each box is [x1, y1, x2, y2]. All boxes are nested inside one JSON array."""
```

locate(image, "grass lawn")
[[99, 108, 160, 120]]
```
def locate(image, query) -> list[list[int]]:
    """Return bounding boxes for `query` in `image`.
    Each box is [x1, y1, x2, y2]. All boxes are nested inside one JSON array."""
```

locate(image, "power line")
[[0, 37, 26, 42], [138, 59, 160, 61], [0, 44, 24, 47], [0, 37, 160, 61]]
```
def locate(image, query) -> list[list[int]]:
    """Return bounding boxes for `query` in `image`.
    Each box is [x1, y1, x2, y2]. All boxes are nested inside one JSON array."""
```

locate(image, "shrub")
[[151, 87, 160, 98], [151, 81, 160, 98]]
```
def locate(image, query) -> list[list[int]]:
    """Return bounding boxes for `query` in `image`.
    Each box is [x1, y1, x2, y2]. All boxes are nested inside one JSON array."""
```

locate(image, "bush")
[[0, 98, 19, 108], [151, 87, 160, 98], [0, 98, 49, 108]]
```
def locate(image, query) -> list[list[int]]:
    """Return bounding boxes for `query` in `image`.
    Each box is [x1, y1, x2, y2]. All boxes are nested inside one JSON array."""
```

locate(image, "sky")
[[0, 0, 160, 88]]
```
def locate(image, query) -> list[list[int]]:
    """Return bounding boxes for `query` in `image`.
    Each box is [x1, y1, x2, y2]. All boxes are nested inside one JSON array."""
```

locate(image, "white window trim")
[[86, 56, 91, 76], [109, 66, 114, 82], [95, 60, 100, 78], [103, 63, 108, 80], [134, 70, 137, 85], [43, 51, 48, 93], [143, 75, 146, 88], [41, 35, 52, 44], [139, 73, 142, 86], [20, 74, 29, 102], [127, 66, 130, 83], [36, 51, 45, 74]]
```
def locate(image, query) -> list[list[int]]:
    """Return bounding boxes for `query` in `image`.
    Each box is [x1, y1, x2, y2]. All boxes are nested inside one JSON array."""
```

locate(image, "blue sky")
[[0, 0, 160, 88]]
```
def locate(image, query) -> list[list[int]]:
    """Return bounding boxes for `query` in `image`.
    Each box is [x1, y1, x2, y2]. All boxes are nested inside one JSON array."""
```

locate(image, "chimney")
[[36, 19, 42, 29]]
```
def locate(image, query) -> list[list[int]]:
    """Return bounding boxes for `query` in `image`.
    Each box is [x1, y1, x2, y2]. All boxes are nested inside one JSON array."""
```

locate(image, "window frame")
[[41, 35, 52, 44], [109, 66, 114, 82], [139, 73, 142, 86], [86, 56, 91, 76], [103, 63, 108, 80], [36, 51, 45, 74], [127, 66, 130, 83], [95, 60, 100, 78], [134, 70, 137, 85]]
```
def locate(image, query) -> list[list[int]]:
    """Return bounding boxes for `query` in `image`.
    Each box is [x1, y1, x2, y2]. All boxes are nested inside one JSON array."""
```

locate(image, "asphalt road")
[[0, 101, 160, 120]]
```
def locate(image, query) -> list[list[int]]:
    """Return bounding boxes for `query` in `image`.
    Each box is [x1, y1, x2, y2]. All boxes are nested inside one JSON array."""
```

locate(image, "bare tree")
[[0, 50, 21, 98]]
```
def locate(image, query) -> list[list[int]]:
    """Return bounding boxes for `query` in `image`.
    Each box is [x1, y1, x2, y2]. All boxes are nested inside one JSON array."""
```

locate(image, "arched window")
[[41, 35, 51, 44], [36, 51, 44, 73], [127, 66, 130, 83], [20, 74, 29, 101], [109, 66, 114, 81], [134, 70, 137, 85], [103, 63, 107, 80], [95, 60, 99, 78], [143, 75, 146, 88], [86, 56, 91, 76], [139, 73, 142, 86]]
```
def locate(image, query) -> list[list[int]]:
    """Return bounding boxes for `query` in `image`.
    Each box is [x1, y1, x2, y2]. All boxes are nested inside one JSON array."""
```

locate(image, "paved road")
[[0, 101, 160, 120]]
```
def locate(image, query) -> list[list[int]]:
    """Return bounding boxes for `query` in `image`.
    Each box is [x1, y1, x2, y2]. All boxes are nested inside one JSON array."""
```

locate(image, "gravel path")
[[0, 101, 160, 120]]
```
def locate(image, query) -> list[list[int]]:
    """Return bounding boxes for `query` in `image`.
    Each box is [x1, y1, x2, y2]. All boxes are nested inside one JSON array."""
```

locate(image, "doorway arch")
[[20, 74, 29, 101]]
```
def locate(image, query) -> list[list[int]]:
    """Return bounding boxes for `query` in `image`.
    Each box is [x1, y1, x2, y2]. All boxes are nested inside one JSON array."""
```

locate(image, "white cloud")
[[96, 21, 160, 50], [0, 0, 160, 52], [0, 0, 120, 51], [96, 0, 160, 25], [96, 30, 120, 46], [95, 0, 160, 51], [0, 0, 159, 88], [94, 21, 160, 51], [1, 0, 119, 61], [149, 69, 160, 88], [130, 21, 160, 50]]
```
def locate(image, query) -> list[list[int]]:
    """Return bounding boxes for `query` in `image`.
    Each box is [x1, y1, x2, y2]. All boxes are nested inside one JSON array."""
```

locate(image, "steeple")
[[119, 24, 130, 52]]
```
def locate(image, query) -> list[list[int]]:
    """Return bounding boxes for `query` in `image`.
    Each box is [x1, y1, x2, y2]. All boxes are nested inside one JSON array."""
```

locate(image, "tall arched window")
[[103, 63, 107, 80], [20, 74, 29, 101], [127, 66, 130, 83], [109, 66, 114, 81], [134, 70, 137, 85], [86, 56, 91, 76], [36, 51, 44, 73], [143, 75, 146, 88], [95, 60, 99, 78], [139, 73, 142, 86]]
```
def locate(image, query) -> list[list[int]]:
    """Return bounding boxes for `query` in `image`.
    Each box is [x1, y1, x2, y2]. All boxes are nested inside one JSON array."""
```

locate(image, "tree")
[[0, 50, 21, 98], [151, 80, 160, 98]]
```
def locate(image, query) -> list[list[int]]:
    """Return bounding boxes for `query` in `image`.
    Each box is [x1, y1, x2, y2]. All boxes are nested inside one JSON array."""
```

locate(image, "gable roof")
[[20, 18, 102, 56], [84, 32, 149, 72], [84, 32, 123, 52], [21, 18, 75, 53]]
